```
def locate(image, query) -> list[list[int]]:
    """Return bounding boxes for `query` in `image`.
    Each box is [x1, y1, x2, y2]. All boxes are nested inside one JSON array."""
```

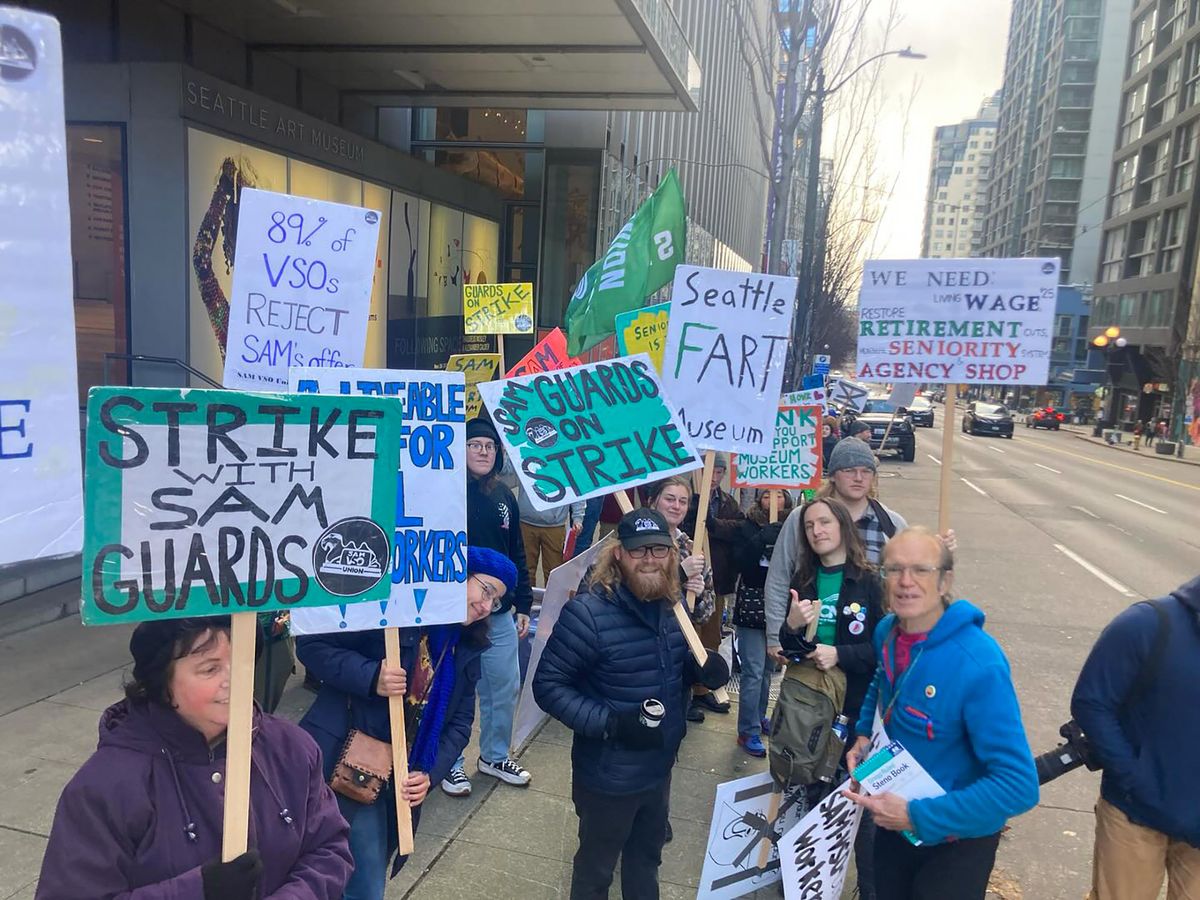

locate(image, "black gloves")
[[608, 708, 665, 750], [696, 649, 730, 690], [202, 850, 263, 900]]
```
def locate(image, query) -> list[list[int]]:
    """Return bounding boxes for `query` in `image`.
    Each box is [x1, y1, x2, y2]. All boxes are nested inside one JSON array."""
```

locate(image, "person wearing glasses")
[[842, 527, 1038, 900], [534, 508, 729, 899]]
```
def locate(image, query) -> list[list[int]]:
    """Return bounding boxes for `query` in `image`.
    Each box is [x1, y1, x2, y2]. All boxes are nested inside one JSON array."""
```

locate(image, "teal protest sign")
[[731, 405, 822, 489], [477, 354, 701, 511], [82, 387, 401, 625]]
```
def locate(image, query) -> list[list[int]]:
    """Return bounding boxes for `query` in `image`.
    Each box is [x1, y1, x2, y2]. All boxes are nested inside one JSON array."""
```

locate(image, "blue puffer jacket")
[[533, 582, 693, 795], [855, 601, 1039, 845]]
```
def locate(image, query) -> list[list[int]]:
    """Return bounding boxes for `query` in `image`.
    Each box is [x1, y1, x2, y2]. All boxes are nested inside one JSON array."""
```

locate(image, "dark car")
[[963, 402, 1014, 438], [1027, 407, 1065, 430], [908, 396, 935, 427], [843, 398, 916, 462]]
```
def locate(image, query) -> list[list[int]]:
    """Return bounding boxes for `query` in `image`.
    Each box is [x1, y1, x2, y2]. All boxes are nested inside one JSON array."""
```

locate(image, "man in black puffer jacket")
[[534, 508, 729, 900]]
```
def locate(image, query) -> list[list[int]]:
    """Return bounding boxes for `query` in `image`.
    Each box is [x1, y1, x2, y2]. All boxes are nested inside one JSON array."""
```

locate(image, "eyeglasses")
[[466, 441, 497, 454], [626, 545, 671, 559], [881, 564, 945, 580], [472, 575, 503, 611]]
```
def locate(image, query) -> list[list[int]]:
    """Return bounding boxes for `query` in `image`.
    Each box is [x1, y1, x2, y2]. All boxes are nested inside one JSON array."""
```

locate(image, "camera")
[[1033, 720, 1101, 785]]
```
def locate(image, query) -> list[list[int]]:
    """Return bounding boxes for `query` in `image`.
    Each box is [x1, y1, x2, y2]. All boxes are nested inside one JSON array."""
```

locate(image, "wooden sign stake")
[[222, 612, 258, 861], [877, 409, 899, 454], [768, 489, 779, 524], [938, 385, 958, 533], [384, 627, 416, 857], [757, 791, 783, 869]]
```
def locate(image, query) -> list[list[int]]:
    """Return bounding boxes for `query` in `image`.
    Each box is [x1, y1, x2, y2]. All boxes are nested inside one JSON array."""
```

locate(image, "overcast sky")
[[825, 0, 1013, 260]]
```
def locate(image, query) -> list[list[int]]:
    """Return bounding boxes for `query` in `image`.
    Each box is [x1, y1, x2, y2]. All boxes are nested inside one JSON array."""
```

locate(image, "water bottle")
[[817, 715, 851, 783]]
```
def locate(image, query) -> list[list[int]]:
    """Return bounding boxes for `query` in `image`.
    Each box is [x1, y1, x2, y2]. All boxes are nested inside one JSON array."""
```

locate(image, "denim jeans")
[[735, 626, 773, 737], [574, 496, 604, 554], [457, 610, 521, 768], [343, 795, 389, 900]]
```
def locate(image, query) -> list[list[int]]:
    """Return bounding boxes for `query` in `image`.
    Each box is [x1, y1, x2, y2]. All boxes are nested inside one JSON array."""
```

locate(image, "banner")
[[82, 387, 400, 625], [463, 282, 534, 335], [778, 782, 863, 899], [856, 258, 1059, 385], [614, 301, 671, 373], [223, 187, 381, 390], [447, 352, 502, 419], [477, 354, 701, 511], [564, 169, 687, 356], [732, 406, 822, 489], [0, 9, 83, 566], [662, 266, 797, 455], [506, 328, 580, 378]]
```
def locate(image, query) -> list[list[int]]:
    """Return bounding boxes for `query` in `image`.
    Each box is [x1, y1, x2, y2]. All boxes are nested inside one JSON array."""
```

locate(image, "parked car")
[[908, 396, 935, 427], [1027, 407, 1065, 430], [843, 398, 916, 462], [963, 401, 1014, 438]]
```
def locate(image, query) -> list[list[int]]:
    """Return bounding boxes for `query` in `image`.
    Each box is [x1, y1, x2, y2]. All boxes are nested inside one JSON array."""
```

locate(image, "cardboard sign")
[[477, 354, 701, 511], [888, 383, 918, 408], [662, 266, 797, 454], [463, 282, 534, 335], [288, 368, 468, 632], [0, 9, 83, 565], [447, 353, 502, 419], [506, 328, 580, 378], [732, 406, 822, 489], [856, 258, 1059, 385], [782, 387, 828, 413], [826, 378, 870, 414], [778, 781, 863, 900], [699, 772, 808, 898], [223, 188, 381, 391], [82, 387, 401, 625], [614, 301, 671, 373]]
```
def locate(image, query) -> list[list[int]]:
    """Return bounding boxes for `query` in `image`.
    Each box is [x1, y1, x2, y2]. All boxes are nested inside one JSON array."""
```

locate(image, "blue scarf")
[[407, 625, 460, 774]]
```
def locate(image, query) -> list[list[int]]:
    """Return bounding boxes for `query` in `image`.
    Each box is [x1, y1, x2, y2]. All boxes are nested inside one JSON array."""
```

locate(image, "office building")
[[922, 93, 1001, 258]]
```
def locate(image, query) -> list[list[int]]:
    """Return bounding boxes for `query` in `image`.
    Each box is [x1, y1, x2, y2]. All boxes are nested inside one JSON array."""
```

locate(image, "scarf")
[[407, 625, 461, 774]]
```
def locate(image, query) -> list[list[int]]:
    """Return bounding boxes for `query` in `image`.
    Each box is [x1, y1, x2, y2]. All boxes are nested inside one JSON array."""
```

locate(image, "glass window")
[[1120, 82, 1147, 144], [540, 152, 600, 331], [1171, 119, 1197, 192], [1111, 156, 1138, 215], [1130, 11, 1157, 74]]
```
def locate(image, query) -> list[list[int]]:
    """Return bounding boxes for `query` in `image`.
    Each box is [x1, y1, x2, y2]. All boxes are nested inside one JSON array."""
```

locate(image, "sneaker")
[[686, 702, 706, 723], [441, 767, 472, 797], [761, 717, 771, 735], [478, 757, 532, 786], [664, 820, 674, 844], [737, 734, 767, 758], [695, 693, 731, 714]]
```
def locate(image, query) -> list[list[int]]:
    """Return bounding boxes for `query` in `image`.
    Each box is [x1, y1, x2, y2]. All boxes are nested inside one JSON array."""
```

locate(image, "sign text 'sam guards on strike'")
[[856, 258, 1059, 385]]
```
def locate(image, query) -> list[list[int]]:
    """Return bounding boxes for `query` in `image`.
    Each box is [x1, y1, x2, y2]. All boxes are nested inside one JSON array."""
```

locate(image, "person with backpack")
[[1070, 574, 1200, 899], [728, 489, 794, 757]]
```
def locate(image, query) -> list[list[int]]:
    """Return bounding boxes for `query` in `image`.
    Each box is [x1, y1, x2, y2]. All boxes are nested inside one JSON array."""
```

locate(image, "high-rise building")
[[921, 94, 1001, 258]]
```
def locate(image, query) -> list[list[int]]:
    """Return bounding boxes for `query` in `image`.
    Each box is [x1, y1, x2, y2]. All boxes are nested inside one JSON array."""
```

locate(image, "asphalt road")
[[869, 403, 1197, 898]]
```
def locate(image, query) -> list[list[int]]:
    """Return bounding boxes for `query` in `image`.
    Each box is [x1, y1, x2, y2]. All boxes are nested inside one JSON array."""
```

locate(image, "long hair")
[[792, 497, 872, 590], [587, 541, 681, 600]]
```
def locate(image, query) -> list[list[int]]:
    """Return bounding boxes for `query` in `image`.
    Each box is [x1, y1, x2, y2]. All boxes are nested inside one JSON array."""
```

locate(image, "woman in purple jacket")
[[36, 615, 352, 900]]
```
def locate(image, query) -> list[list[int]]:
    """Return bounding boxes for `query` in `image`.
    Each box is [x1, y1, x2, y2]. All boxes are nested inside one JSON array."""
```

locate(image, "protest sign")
[[732, 406, 821, 490], [506, 328, 580, 378], [0, 9, 83, 566], [615, 301, 671, 373], [662, 266, 797, 454], [447, 352, 502, 419], [463, 282, 534, 335], [782, 387, 827, 410], [889, 383, 918, 408], [223, 188, 381, 391], [699, 772, 807, 898], [778, 781, 863, 900], [478, 354, 700, 511], [81, 387, 400, 625], [826, 378, 869, 414], [289, 368, 467, 632], [856, 257, 1059, 385]]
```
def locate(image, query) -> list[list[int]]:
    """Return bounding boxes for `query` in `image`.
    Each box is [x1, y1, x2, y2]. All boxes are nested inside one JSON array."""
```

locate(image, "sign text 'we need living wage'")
[[856, 258, 1059, 385], [478, 355, 700, 511]]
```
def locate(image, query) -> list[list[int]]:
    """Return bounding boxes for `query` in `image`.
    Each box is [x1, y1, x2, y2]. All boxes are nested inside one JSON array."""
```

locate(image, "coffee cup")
[[639, 699, 665, 728]]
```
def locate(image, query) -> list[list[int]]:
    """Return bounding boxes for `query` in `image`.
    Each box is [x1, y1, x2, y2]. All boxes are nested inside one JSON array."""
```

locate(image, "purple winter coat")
[[36, 699, 352, 899]]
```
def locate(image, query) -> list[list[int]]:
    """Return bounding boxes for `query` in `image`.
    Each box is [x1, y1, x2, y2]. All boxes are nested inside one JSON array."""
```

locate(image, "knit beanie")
[[827, 436, 877, 474], [466, 417, 500, 444], [467, 545, 518, 594]]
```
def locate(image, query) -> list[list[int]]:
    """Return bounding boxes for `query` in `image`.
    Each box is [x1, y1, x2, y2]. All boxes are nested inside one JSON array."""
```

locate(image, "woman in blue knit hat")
[[296, 546, 518, 900]]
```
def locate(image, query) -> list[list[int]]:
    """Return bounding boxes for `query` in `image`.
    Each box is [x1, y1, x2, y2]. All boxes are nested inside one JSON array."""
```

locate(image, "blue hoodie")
[[855, 600, 1039, 845]]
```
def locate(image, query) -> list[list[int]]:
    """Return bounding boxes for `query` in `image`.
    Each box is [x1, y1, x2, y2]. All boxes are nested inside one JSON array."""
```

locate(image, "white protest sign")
[[0, 9, 83, 565], [778, 781, 863, 900], [888, 383, 918, 408], [826, 378, 870, 414], [223, 188, 381, 391], [663, 266, 797, 454], [857, 257, 1059, 385], [287, 368, 468, 632], [731, 406, 822, 489], [699, 772, 808, 899], [782, 387, 827, 412]]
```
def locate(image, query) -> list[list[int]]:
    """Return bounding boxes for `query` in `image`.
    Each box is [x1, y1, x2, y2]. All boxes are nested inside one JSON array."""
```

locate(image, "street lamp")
[[1091, 326, 1127, 436]]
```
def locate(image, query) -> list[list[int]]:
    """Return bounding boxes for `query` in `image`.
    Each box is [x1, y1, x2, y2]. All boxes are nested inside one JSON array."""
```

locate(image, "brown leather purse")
[[330, 729, 393, 804]]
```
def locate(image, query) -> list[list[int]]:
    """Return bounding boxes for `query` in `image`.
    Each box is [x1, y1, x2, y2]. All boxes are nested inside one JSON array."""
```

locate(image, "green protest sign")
[[731, 405, 822, 489], [477, 354, 701, 511], [82, 387, 401, 625]]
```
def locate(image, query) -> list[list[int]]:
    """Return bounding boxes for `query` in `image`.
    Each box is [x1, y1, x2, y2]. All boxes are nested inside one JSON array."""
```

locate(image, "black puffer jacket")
[[533, 582, 696, 795], [466, 418, 533, 616]]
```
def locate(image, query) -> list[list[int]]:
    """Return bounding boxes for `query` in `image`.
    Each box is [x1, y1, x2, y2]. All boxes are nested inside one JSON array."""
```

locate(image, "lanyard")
[[880, 627, 926, 725]]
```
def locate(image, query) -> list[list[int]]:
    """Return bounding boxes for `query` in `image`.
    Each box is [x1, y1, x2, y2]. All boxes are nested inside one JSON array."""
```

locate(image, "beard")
[[619, 558, 671, 602]]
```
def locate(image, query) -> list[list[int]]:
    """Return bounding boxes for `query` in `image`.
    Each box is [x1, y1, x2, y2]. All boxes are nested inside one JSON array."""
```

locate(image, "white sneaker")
[[440, 767, 472, 797], [477, 756, 532, 786]]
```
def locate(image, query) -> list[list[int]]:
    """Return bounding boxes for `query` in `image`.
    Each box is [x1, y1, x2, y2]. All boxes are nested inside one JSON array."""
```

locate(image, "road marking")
[[988, 446, 1006, 455], [1107, 522, 1133, 537], [1036, 463, 1063, 474], [1012, 437, 1200, 491], [960, 435, 975, 443], [1071, 505, 1099, 519], [927, 454, 942, 465], [1053, 544, 1137, 598], [1114, 493, 1167, 515], [960, 477, 988, 496]]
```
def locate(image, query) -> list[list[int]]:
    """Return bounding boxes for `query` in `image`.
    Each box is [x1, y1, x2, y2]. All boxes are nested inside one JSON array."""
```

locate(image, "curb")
[[1068, 432, 1200, 469]]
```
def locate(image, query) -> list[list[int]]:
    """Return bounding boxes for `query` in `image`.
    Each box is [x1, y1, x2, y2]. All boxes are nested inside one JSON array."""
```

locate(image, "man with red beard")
[[534, 508, 729, 900]]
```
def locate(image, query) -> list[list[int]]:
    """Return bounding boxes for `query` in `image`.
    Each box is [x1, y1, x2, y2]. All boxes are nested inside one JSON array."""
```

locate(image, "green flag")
[[565, 169, 687, 356]]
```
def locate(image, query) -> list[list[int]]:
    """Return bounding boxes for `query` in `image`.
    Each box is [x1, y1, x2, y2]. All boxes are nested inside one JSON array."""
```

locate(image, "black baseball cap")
[[617, 508, 674, 549]]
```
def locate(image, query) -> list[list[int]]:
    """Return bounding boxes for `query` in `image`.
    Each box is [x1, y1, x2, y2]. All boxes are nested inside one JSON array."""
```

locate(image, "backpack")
[[768, 661, 847, 787]]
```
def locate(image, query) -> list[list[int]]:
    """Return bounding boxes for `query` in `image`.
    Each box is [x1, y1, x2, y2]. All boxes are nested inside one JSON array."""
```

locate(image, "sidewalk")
[[1062, 424, 1200, 468]]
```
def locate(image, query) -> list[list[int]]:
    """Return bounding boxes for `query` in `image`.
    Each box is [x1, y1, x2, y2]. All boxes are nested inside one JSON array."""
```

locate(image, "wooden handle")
[[757, 790, 783, 869], [768, 490, 779, 524], [384, 628, 415, 857], [938, 385, 957, 534], [222, 613, 257, 861]]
